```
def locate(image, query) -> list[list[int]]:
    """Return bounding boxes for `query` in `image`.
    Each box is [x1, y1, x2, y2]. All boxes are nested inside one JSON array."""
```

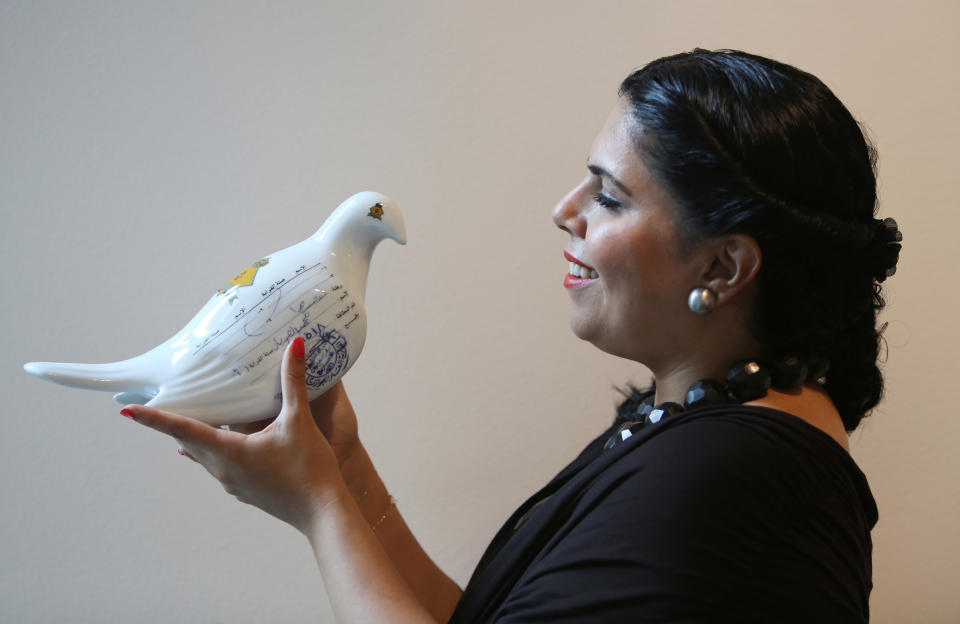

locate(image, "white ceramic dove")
[[24, 191, 405, 425]]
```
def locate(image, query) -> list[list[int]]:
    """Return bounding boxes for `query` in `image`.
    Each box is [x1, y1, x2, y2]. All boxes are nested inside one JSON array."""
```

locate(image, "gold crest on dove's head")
[[217, 258, 270, 295], [367, 203, 384, 220]]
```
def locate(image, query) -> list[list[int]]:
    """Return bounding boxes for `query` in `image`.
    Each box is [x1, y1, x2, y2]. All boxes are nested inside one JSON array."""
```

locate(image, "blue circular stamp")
[[304, 326, 349, 389]]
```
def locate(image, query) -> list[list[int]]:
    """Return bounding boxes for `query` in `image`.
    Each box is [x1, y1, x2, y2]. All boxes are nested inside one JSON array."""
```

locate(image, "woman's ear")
[[701, 234, 762, 305]]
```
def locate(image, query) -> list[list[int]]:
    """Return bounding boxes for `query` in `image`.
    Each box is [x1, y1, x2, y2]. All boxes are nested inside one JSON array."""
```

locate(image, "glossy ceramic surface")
[[24, 191, 406, 425]]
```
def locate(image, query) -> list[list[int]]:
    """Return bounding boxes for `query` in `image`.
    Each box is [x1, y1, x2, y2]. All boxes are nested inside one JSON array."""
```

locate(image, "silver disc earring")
[[687, 287, 717, 314]]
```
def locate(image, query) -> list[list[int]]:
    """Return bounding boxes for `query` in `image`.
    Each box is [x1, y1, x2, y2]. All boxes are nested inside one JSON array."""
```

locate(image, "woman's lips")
[[564, 273, 598, 289], [563, 250, 596, 271], [563, 251, 599, 289]]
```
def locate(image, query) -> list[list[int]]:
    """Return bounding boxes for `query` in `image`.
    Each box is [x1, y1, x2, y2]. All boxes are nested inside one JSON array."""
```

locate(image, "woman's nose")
[[553, 183, 587, 237]]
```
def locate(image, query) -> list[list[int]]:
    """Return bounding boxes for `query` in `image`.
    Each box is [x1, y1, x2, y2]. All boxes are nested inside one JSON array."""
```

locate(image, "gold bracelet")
[[371, 496, 397, 531]]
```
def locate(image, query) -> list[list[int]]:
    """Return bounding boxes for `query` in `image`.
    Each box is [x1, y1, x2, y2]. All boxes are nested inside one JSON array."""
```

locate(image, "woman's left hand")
[[121, 337, 343, 534]]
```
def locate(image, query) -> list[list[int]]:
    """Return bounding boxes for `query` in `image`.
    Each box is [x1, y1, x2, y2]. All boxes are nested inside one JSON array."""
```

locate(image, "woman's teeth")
[[569, 262, 599, 279]]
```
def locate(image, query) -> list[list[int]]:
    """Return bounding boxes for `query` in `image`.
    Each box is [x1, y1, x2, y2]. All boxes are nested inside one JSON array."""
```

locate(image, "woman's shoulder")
[[746, 383, 851, 450], [612, 403, 825, 463], [640, 401, 851, 466], [592, 403, 877, 526], [497, 404, 878, 623]]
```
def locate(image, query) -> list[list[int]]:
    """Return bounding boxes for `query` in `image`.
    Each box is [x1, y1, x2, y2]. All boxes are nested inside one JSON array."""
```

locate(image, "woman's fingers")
[[121, 404, 235, 452], [227, 417, 275, 434], [279, 337, 310, 421], [309, 380, 344, 412]]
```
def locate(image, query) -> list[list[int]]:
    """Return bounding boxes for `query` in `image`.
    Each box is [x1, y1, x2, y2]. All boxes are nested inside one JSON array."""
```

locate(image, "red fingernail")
[[177, 448, 186, 456], [292, 336, 305, 359], [120, 408, 136, 420]]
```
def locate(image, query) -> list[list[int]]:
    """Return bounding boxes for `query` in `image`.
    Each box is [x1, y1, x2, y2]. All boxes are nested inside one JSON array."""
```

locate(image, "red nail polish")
[[177, 448, 186, 456], [120, 408, 136, 420], [292, 336, 305, 359]]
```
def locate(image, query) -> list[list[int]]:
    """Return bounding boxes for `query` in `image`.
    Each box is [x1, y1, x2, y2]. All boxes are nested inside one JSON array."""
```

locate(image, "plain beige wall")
[[2, 1, 956, 621]]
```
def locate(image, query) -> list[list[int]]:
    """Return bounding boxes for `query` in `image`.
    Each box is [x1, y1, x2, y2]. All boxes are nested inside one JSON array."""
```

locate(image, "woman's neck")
[[747, 384, 850, 452], [650, 350, 760, 406], [650, 355, 849, 452]]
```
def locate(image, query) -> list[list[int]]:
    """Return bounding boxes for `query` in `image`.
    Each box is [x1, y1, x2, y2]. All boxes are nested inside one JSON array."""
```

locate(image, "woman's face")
[[553, 100, 704, 367]]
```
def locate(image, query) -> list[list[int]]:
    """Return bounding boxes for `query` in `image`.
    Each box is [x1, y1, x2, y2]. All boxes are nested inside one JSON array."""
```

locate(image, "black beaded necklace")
[[604, 355, 828, 451]]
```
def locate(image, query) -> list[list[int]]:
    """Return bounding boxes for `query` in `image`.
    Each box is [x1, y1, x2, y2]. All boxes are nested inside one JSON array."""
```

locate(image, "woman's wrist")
[[301, 480, 394, 552], [336, 437, 368, 482], [299, 477, 354, 538], [335, 441, 395, 526]]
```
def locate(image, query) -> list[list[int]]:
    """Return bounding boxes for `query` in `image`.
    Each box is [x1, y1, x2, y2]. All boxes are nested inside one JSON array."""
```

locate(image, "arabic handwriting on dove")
[[189, 257, 360, 383], [243, 287, 283, 337]]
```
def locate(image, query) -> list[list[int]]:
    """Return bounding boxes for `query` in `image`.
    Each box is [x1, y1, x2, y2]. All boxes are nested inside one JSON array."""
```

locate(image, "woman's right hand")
[[229, 380, 359, 470]]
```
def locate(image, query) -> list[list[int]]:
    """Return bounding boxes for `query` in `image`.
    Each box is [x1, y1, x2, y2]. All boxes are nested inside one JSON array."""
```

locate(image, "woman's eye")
[[593, 192, 623, 211]]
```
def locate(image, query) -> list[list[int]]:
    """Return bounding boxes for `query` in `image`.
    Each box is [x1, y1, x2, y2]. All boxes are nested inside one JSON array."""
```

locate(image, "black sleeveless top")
[[449, 406, 877, 623]]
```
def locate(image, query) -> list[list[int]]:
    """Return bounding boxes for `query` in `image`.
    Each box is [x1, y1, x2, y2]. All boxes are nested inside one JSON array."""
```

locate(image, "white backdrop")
[[2, 1, 957, 622]]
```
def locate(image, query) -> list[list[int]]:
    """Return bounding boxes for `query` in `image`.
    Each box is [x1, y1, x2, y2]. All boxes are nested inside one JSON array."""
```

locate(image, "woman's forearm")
[[306, 481, 436, 623], [338, 443, 462, 622]]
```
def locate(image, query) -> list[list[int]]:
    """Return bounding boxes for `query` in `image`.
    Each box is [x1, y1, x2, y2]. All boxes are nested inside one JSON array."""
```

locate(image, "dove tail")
[[23, 360, 157, 397]]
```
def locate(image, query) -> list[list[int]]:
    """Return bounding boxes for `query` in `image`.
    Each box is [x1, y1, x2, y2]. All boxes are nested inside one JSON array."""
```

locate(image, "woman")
[[122, 49, 900, 622]]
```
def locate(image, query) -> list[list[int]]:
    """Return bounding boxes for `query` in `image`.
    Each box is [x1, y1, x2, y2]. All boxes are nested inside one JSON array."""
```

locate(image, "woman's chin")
[[567, 312, 600, 346]]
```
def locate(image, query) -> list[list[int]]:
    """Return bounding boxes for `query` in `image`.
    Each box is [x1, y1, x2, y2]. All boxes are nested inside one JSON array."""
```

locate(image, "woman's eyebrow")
[[587, 163, 634, 198]]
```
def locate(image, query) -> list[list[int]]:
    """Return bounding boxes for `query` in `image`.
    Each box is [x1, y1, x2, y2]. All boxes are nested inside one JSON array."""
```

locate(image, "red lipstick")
[[563, 250, 595, 271], [562, 251, 599, 289]]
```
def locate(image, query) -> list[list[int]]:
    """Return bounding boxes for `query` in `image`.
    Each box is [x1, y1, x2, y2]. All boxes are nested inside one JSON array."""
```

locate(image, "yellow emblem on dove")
[[218, 258, 270, 294]]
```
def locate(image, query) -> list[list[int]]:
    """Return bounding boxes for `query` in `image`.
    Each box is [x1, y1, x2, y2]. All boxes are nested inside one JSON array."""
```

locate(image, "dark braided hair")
[[617, 49, 901, 431]]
